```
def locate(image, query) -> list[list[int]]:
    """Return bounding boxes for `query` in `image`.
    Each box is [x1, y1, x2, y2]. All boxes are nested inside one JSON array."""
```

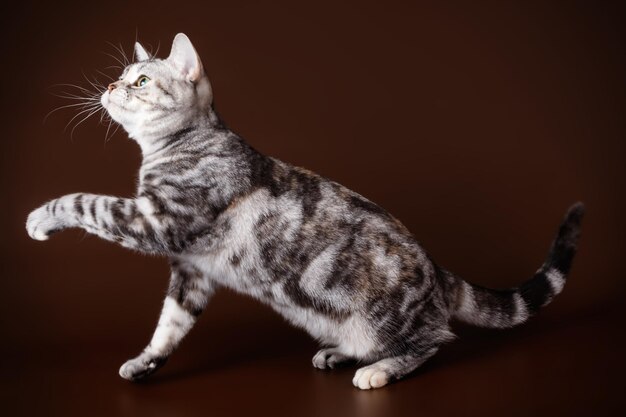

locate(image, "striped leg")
[[119, 260, 214, 381], [26, 192, 182, 254]]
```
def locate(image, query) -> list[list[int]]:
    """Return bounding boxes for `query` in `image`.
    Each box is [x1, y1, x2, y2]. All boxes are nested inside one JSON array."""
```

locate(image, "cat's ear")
[[134, 42, 150, 62], [167, 33, 204, 82]]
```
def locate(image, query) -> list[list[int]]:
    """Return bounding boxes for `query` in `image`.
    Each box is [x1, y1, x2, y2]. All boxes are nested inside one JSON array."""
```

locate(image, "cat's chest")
[[183, 251, 259, 289], [178, 187, 309, 306], [182, 251, 292, 306]]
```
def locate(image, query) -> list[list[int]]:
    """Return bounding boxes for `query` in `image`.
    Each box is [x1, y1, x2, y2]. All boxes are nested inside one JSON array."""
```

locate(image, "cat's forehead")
[[119, 59, 172, 81]]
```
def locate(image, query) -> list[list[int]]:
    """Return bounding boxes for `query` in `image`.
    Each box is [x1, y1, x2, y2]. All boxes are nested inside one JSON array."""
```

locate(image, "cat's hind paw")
[[119, 353, 167, 381], [352, 364, 390, 390]]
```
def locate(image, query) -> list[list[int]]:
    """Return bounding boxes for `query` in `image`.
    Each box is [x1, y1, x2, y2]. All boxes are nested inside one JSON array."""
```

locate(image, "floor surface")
[[3, 295, 623, 417]]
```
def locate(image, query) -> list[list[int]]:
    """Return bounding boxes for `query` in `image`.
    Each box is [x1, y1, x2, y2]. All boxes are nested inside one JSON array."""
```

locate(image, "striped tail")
[[452, 202, 585, 329]]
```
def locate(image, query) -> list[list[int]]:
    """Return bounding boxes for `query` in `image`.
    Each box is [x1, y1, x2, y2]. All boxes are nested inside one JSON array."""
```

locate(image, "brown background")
[[1, 1, 625, 416]]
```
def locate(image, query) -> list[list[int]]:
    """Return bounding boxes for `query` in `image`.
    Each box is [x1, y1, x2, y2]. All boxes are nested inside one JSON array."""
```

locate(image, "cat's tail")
[[450, 202, 584, 329]]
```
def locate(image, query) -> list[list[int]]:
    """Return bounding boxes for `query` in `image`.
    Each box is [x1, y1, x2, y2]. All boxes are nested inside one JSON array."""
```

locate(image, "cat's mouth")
[[101, 90, 111, 108], [100, 91, 124, 125], [101, 91, 121, 116]]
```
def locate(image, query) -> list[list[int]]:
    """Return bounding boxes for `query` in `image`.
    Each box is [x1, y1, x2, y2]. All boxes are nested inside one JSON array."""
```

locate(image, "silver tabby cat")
[[26, 33, 584, 389]]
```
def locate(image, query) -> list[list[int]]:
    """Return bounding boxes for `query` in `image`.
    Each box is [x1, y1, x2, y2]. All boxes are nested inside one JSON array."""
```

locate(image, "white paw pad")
[[352, 365, 390, 390]]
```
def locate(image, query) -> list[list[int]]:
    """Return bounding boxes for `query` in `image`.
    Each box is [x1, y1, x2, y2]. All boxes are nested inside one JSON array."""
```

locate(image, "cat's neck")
[[134, 110, 224, 157]]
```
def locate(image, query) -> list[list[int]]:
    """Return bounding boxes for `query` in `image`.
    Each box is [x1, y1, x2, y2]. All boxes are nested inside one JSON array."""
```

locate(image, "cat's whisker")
[[85, 81, 106, 93], [44, 102, 100, 123], [109, 123, 121, 140], [63, 105, 102, 133], [100, 109, 113, 127], [48, 86, 102, 104], [106, 41, 130, 67], [70, 106, 102, 138], [118, 42, 131, 66], [102, 51, 127, 70], [104, 119, 120, 143], [99, 107, 108, 124], [104, 117, 121, 144], [104, 118, 114, 142], [49, 83, 97, 94], [50, 92, 100, 101], [95, 69, 115, 82], [81, 72, 106, 94], [153, 41, 161, 58], [143, 41, 160, 60], [133, 28, 140, 62], [105, 64, 123, 72]]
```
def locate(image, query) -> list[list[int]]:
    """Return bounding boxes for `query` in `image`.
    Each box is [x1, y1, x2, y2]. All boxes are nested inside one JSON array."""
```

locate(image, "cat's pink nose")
[[107, 83, 118, 92]]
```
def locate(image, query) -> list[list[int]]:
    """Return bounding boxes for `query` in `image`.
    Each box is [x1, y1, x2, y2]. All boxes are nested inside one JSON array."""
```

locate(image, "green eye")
[[134, 75, 150, 87]]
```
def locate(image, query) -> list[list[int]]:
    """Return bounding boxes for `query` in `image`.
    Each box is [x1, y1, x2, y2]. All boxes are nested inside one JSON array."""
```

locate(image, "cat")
[[26, 33, 584, 389]]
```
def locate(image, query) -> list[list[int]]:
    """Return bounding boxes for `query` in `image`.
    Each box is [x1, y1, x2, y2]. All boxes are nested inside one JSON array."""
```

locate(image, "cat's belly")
[[272, 304, 377, 358], [181, 250, 377, 358]]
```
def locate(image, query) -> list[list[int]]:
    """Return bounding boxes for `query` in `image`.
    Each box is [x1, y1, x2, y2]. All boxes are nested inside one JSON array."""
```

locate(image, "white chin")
[[101, 92, 110, 108]]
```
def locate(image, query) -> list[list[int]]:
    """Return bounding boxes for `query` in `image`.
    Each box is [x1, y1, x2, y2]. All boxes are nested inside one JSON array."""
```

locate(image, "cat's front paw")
[[26, 203, 64, 241], [312, 348, 352, 370], [119, 353, 168, 381]]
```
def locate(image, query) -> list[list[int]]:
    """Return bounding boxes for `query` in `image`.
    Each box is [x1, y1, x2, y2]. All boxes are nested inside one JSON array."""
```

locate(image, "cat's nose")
[[107, 83, 118, 92]]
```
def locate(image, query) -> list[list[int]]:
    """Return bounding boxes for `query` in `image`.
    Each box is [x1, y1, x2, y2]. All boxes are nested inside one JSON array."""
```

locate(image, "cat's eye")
[[134, 75, 150, 88]]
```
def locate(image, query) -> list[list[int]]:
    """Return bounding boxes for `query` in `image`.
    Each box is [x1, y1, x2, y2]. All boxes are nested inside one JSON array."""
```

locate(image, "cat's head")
[[101, 33, 212, 144]]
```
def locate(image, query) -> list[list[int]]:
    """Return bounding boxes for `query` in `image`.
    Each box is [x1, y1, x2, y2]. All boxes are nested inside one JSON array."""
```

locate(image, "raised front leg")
[[26, 192, 184, 254], [119, 259, 215, 381]]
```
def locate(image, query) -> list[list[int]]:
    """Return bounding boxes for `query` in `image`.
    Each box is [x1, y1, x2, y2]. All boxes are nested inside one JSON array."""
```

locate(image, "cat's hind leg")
[[119, 259, 214, 381], [352, 346, 439, 390]]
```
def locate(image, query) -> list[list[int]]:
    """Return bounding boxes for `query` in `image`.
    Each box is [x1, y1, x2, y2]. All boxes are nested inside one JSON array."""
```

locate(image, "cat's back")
[[255, 156, 419, 248], [190, 153, 429, 295]]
